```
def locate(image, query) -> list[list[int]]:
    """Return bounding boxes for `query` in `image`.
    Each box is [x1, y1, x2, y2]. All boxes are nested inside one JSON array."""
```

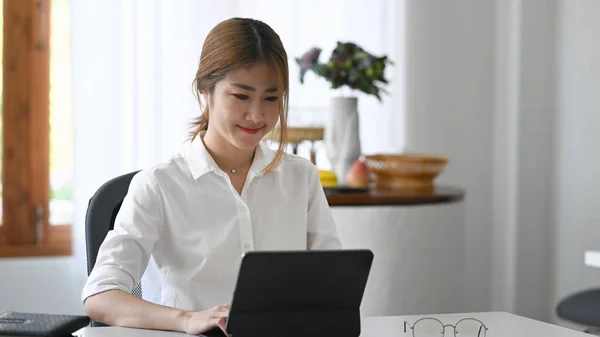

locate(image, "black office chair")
[[556, 288, 600, 333], [84, 170, 141, 326]]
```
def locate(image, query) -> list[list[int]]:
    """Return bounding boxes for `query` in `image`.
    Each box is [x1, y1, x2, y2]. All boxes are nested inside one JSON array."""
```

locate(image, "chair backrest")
[[85, 170, 142, 297]]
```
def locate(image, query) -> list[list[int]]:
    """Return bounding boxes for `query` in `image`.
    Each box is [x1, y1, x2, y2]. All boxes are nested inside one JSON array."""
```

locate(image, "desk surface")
[[585, 250, 600, 268], [73, 311, 587, 337]]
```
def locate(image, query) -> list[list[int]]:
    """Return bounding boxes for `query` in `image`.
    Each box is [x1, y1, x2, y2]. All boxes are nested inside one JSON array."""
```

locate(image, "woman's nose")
[[246, 100, 264, 122]]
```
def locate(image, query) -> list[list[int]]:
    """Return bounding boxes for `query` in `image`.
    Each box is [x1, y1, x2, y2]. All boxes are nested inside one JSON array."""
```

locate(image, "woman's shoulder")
[[275, 151, 319, 178], [130, 153, 191, 192]]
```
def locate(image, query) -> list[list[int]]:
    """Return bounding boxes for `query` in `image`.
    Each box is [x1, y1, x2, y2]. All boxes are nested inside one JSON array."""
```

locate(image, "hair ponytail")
[[188, 106, 209, 141]]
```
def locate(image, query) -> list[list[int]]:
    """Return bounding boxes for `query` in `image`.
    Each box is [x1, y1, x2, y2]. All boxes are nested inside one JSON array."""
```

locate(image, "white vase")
[[325, 96, 361, 185]]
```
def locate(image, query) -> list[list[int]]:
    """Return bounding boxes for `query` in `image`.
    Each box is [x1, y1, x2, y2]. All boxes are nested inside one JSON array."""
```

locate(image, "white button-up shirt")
[[82, 136, 342, 311]]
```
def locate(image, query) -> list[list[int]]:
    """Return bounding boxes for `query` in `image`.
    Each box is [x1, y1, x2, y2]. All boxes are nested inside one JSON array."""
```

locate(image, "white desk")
[[73, 311, 588, 337], [585, 250, 600, 268]]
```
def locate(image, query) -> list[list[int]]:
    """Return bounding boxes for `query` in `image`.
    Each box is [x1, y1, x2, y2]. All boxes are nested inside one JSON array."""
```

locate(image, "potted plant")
[[296, 42, 392, 183]]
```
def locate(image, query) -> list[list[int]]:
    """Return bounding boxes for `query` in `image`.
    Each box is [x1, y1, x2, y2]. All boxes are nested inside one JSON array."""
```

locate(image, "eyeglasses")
[[404, 317, 488, 337]]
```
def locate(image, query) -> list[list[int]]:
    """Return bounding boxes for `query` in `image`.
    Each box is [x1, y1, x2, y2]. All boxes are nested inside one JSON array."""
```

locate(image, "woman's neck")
[[201, 130, 255, 173]]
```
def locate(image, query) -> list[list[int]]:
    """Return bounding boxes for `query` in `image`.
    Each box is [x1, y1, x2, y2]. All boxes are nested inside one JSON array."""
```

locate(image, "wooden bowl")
[[364, 153, 448, 189]]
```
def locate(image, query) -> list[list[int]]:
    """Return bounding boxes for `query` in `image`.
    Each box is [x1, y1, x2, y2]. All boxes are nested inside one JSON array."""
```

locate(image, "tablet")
[[225, 249, 374, 337]]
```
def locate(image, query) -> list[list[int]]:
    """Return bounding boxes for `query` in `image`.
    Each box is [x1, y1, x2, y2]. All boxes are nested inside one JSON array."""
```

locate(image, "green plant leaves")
[[295, 42, 393, 102]]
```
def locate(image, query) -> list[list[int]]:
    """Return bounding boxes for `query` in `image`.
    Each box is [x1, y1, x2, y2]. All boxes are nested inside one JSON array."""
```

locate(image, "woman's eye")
[[265, 96, 279, 102], [233, 94, 249, 100]]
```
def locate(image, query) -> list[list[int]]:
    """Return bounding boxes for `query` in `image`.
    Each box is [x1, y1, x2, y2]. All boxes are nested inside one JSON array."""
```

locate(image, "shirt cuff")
[[81, 265, 136, 304]]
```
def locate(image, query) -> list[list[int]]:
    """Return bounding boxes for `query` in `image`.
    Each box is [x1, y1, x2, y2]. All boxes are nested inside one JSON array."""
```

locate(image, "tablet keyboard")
[[0, 311, 90, 337]]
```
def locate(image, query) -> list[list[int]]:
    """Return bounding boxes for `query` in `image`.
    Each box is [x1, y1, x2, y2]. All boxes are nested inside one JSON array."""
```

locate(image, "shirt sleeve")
[[306, 165, 343, 250], [81, 170, 165, 304]]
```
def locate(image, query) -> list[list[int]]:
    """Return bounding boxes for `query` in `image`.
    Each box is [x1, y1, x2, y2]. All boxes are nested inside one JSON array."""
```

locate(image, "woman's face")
[[204, 62, 281, 151]]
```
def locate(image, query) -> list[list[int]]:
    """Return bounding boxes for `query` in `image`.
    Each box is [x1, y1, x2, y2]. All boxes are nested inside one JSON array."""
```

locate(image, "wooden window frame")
[[0, 0, 71, 258]]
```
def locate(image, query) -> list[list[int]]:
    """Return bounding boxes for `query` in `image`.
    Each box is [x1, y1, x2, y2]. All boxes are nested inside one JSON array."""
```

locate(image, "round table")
[[325, 185, 467, 317]]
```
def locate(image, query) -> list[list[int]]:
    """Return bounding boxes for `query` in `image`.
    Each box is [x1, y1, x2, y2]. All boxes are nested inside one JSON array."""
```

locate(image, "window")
[[0, 0, 73, 258]]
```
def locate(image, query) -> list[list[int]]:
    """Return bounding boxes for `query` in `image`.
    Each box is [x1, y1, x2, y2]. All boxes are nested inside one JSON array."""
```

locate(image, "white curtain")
[[70, 0, 404, 278]]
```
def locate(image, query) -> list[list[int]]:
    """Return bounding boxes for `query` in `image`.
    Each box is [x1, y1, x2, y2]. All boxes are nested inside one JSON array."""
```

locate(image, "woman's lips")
[[238, 126, 263, 134]]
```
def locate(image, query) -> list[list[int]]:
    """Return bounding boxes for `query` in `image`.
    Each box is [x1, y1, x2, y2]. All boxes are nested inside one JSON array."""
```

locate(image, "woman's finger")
[[212, 310, 229, 318], [209, 317, 224, 327], [212, 305, 229, 312], [217, 318, 229, 336], [209, 317, 228, 336]]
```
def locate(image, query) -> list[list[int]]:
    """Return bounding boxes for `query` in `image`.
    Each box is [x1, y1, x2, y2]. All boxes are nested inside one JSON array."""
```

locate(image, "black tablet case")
[[226, 249, 374, 337]]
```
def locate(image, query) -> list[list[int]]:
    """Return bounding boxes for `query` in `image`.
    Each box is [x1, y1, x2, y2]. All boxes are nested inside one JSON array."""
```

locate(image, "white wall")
[[513, 0, 557, 322], [402, 0, 599, 325], [553, 0, 600, 323], [403, 0, 496, 313], [491, 0, 558, 322]]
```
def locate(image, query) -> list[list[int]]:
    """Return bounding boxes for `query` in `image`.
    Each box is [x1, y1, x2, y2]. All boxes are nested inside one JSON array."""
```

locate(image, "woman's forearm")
[[83, 290, 191, 332]]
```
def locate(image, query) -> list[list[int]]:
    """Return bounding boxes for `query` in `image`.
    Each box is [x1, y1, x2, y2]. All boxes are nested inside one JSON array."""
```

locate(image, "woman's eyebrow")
[[231, 83, 278, 92]]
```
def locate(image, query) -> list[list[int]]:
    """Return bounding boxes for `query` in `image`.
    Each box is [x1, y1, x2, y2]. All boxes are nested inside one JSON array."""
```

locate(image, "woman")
[[81, 17, 342, 336]]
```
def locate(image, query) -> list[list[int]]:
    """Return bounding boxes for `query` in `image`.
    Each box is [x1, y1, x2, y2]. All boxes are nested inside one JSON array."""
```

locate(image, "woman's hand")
[[181, 304, 231, 335]]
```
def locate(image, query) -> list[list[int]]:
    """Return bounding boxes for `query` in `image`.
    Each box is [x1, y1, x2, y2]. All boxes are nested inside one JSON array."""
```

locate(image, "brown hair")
[[189, 17, 289, 173]]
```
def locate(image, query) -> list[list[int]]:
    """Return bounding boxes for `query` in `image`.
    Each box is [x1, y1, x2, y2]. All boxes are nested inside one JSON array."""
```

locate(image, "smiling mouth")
[[238, 125, 263, 134]]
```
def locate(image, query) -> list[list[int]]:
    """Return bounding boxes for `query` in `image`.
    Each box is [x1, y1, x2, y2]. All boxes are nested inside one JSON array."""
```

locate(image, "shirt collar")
[[250, 140, 282, 175], [184, 133, 219, 179], [184, 134, 282, 180]]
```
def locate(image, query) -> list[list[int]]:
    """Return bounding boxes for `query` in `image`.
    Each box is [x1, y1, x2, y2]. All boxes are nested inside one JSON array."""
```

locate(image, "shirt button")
[[244, 243, 251, 249]]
